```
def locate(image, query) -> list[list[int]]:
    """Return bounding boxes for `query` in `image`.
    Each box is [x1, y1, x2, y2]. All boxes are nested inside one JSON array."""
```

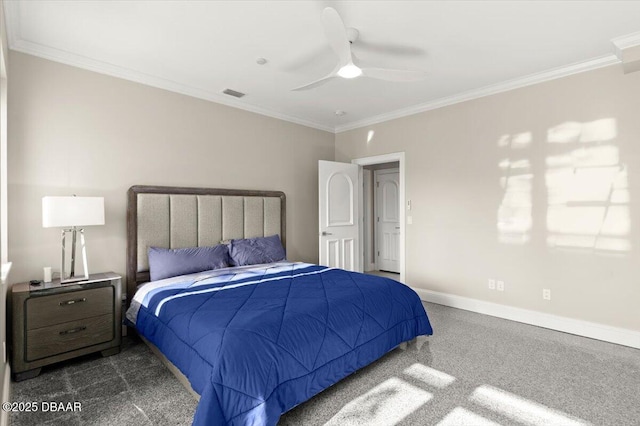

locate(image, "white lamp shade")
[[42, 196, 105, 228]]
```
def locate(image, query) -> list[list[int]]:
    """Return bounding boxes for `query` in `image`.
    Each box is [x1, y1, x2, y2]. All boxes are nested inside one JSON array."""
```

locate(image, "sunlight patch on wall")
[[367, 130, 376, 143], [497, 132, 533, 244], [547, 119, 617, 144], [497, 132, 533, 149], [545, 118, 630, 253], [546, 166, 621, 204], [594, 236, 631, 252], [325, 377, 432, 426], [546, 146, 619, 169], [498, 172, 533, 244], [470, 385, 588, 426]]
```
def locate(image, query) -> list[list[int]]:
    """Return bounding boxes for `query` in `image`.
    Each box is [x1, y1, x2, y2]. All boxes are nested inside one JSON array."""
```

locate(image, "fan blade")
[[292, 74, 337, 91], [354, 40, 426, 58], [361, 67, 427, 82], [321, 7, 352, 66], [292, 62, 342, 91]]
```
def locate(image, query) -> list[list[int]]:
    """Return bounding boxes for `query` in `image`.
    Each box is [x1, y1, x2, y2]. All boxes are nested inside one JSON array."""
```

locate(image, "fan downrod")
[[346, 28, 359, 44]]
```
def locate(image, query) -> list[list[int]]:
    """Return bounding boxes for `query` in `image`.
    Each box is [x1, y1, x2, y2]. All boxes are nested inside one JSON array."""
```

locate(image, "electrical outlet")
[[488, 279, 496, 290], [543, 289, 551, 300], [497, 280, 505, 292]]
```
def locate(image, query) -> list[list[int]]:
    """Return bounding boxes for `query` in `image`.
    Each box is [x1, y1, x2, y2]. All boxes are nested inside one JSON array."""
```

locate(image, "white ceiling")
[[4, 1, 640, 133]]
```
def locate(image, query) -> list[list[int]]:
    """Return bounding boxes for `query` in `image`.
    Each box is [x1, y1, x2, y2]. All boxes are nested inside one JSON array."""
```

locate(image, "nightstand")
[[11, 272, 122, 381]]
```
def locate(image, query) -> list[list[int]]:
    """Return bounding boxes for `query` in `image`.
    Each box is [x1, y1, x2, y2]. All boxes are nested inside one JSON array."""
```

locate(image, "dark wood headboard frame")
[[126, 185, 286, 306]]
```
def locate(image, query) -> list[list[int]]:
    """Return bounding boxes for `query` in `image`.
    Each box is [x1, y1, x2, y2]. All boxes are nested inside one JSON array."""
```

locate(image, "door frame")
[[352, 152, 406, 283], [363, 170, 376, 272]]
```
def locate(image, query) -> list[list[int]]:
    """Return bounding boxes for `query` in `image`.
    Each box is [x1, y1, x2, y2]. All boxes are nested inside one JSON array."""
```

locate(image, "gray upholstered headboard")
[[126, 185, 286, 305]]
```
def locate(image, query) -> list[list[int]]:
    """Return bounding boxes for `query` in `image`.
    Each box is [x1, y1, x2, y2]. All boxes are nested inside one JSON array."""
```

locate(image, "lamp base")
[[61, 228, 89, 284]]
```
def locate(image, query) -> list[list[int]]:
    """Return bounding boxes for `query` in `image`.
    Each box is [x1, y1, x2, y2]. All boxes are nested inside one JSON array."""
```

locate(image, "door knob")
[[395, 227, 400, 229], [321, 231, 333, 236]]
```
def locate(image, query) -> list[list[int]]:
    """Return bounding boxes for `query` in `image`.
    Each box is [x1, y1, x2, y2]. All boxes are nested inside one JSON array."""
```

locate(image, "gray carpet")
[[10, 302, 640, 425]]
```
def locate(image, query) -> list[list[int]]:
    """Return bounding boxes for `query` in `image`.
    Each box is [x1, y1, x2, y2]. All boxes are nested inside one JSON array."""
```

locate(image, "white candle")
[[43, 266, 52, 283]]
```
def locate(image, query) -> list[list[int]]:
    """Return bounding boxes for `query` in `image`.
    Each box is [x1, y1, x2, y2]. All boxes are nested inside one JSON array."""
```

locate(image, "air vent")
[[222, 89, 245, 98]]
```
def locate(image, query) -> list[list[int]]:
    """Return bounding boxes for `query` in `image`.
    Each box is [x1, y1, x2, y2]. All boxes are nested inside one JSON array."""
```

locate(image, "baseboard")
[[0, 362, 10, 426], [413, 287, 640, 350]]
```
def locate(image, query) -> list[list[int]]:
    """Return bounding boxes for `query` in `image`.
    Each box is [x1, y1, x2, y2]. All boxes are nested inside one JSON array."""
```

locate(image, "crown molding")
[[335, 54, 620, 133], [4, 0, 634, 135], [2, 0, 333, 134], [9, 38, 623, 136], [612, 31, 640, 62], [10, 39, 335, 133], [611, 31, 640, 49]]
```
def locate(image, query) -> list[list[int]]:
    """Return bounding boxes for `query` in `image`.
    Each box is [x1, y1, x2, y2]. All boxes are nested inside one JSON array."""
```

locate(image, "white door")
[[318, 160, 361, 271], [376, 169, 400, 273]]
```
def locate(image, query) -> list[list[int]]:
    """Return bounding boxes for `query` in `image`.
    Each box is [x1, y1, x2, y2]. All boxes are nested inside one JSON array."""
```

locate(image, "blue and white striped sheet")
[[127, 261, 322, 323]]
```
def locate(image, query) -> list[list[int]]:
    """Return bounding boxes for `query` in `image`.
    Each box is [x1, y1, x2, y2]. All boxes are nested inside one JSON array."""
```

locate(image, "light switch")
[[407, 200, 412, 211], [407, 216, 413, 225]]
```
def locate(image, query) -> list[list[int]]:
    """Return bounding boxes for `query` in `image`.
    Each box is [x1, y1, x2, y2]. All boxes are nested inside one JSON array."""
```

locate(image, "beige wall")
[[336, 64, 640, 331], [8, 52, 334, 284]]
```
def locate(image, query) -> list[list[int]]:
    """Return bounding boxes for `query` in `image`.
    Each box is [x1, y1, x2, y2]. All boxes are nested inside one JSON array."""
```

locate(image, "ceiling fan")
[[292, 7, 427, 91]]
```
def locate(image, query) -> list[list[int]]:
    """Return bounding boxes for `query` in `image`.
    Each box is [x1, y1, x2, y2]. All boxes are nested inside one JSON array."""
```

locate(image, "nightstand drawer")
[[26, 287, 113, 330], [26, 313, 114, 361]]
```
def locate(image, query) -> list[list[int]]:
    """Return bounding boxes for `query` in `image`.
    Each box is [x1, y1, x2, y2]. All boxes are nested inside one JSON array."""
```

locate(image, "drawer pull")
[[59, 298, 87, 306], [59, 326, 87, 335]]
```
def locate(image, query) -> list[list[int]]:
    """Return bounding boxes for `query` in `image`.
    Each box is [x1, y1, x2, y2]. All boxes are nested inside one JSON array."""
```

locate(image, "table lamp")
[[42, 196, 105, 284]]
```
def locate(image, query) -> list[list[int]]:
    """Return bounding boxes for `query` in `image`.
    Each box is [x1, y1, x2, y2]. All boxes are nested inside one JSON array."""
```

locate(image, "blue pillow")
[[228, 235, 286, 266], [148, 244, 230, 281]]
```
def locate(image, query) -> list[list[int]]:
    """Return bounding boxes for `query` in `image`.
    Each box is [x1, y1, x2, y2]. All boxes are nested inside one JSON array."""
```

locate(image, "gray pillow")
[[148, 244, 230, 281], [228, 235, 286, 266]]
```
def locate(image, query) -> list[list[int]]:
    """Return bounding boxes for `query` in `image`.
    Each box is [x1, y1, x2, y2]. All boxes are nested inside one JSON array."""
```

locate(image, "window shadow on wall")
[[545, 119, 630, 254], [497, 118, 631, 255], [497, 132, 533, 244]]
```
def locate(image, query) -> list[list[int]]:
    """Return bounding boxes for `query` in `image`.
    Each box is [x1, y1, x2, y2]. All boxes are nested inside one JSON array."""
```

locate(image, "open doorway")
[[363, 162, 400, 279], [352, 152, 406, 283]]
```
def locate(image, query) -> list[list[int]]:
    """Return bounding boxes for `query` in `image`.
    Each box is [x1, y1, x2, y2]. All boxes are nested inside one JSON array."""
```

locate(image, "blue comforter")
[[128, 262, 433, 425]]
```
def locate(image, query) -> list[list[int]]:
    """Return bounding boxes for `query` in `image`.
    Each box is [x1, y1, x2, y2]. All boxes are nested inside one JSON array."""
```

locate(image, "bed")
[[125, 185, 433, 425]]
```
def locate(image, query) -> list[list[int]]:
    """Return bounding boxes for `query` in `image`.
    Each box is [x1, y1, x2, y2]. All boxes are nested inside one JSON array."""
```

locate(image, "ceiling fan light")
[[337, 64, 362, 79]]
